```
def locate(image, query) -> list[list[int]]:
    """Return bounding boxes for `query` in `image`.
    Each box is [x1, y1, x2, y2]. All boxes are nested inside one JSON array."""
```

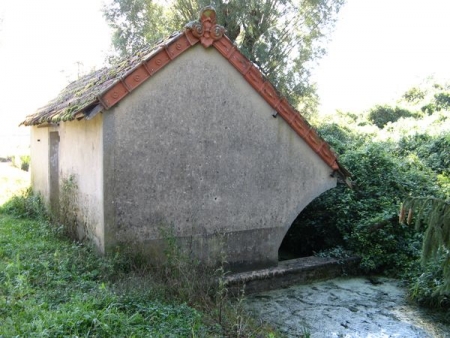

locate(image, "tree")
[[400, 197, 450, 299], [103, 0, 173, 57], [103, 0, 345, 114], [368, 105, 416, 128], [400, 79, 450, 115]]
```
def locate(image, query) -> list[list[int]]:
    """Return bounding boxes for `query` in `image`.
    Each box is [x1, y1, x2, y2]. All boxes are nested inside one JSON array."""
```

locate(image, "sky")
[[0, 0, 449, 144], [0, 0, 111, 139], [313, 0, 450, 114]]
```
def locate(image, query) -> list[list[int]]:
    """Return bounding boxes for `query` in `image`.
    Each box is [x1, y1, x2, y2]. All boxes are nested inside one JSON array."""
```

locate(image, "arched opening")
[[278, 192, 344, 261]]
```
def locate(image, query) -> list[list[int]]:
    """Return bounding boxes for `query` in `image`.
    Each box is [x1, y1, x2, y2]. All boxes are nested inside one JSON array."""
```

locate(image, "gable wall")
[[30, 126, 50, 203], [103, 45, 336, 270]]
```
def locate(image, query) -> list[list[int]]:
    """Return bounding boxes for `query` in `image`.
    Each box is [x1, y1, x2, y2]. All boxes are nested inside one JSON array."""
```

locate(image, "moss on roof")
[[21, 32, 182, 126]]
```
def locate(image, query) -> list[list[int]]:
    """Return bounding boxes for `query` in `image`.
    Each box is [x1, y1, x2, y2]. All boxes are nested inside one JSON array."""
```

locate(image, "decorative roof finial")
[[185, 6, 225, 48]]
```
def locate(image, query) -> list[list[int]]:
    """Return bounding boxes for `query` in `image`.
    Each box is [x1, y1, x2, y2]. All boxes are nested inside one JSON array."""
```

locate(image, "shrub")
[[368, 105, 417, 128], [283, 119, 444, 275], [434, 92, 450, 111], [402, 87, 426, 104], [20, 155, 30, 171], [316, 122, 359, 154]]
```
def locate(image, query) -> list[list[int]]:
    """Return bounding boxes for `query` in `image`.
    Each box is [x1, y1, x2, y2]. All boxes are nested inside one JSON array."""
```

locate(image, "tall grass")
[[0, 213, 203, 336]]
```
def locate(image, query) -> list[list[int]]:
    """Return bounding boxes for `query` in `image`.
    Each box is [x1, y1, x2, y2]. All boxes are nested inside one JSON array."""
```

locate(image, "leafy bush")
[[20, 155, 30, 171], [402, 134, 450, 177], [400, 79, 450, 115], [402, 87, 426, 104], [316, 122, 360, 154], [434, 92, 450, 111], [283, 137, 439, 272], [368, 105, 417, 128]]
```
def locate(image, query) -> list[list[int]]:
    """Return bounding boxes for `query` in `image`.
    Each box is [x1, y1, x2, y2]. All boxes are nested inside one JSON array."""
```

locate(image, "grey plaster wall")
[[30, 127, 50, 204], [103, 45, 336, 270], [58, 115, 104, 251]]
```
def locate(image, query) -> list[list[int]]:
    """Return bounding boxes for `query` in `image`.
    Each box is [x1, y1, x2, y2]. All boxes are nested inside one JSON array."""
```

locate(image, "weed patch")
[[0, 214, 204, 337], [58, 175, 81, 239]]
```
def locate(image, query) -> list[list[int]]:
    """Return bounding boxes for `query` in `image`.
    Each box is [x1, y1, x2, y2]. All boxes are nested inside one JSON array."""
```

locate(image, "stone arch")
[[275, 182, 336, 261]]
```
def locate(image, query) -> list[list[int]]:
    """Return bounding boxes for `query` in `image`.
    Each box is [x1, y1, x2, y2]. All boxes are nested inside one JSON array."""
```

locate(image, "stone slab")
[[225, 256, 360, 294]]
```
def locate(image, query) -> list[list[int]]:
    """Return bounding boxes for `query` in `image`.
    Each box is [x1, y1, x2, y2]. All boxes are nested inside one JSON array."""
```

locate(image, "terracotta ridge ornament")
[[185, 6, 225, 48]]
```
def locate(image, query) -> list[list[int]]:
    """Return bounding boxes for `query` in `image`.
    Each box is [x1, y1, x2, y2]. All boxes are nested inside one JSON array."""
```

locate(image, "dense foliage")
[[103, 0, 345, 114], [282, 79, 450, 308], [368, 105, 418, 128]]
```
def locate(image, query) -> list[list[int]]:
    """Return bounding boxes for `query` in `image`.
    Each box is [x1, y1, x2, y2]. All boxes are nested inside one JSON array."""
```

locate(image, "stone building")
[[22, 7, 349, 271]]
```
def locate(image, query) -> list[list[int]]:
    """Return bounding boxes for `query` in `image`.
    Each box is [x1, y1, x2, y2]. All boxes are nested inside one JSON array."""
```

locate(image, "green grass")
[[0, 214, 204, 337]]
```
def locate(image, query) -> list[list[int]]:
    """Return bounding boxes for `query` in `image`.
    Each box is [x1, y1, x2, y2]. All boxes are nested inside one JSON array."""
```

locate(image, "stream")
[[244, 277, 449, 337]]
